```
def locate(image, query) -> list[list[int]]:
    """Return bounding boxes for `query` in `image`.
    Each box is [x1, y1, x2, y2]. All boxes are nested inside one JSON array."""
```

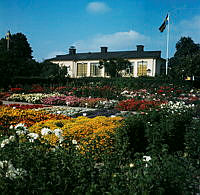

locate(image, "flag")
[[159, 14, 169, 32], [6, 30, 11, 40]]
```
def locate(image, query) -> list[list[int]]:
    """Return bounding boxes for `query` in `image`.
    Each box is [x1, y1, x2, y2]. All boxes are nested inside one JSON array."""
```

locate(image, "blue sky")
[[1, 0, 200, 61]]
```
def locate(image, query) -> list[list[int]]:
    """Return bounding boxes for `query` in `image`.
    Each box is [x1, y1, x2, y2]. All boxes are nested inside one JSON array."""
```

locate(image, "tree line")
[[0, 32, 67, 87]]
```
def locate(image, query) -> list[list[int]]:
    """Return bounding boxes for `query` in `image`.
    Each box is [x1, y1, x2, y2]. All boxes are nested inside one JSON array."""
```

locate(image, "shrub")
[[114, 114, 148, 157], [146, 110, 193, 153]]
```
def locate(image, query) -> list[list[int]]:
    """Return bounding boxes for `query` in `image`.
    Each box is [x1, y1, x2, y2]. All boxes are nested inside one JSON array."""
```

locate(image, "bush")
[[114, 114, 148, 157], [146, 110, 193, 153]]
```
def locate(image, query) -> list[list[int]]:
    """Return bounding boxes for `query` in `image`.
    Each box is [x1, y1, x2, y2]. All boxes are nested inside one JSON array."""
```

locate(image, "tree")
[[99, 58, 131, 77], [169, 37, 200, 78], [174, 37, 199, 58], [0, 32, 36, 86]]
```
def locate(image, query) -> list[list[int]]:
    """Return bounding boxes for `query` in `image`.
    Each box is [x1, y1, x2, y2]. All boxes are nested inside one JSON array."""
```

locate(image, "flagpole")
[[6, 31, 10, 51], [7, 37, 9, 51], [166, 13, 170, 75]]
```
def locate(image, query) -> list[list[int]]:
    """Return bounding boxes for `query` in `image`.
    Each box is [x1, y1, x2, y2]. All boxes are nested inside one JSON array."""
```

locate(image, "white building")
[[49, 45, 165, 78]]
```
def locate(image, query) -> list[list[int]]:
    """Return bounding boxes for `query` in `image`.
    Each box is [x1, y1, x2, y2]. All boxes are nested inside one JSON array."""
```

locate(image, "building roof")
[[49, 46, 162, 61]]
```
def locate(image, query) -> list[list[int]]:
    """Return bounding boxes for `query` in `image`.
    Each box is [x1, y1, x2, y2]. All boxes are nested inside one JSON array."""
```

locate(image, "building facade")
[[49, 45, 166, 78]]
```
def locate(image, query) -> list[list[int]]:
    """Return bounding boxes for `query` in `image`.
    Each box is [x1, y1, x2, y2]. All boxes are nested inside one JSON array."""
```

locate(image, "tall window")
[[90, 63, 101, 76], [77, 63, 87, 77], [137, 61, 147, 76], [126, 62, 134, 75]]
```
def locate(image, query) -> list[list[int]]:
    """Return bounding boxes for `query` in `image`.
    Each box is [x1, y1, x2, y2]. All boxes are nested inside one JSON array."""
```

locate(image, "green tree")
[[39, 61, 68, 81], [99, 58, 131, 77], [174, 37, 199, 58], [0, 32, 35, 86], [169, 37, 200, 78]]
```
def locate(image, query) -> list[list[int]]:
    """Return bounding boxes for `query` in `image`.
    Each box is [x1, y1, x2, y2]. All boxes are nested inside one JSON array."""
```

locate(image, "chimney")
[[101, 47, 108, 53], [69, 46, 76, 55], [136, 45, 144, 52]]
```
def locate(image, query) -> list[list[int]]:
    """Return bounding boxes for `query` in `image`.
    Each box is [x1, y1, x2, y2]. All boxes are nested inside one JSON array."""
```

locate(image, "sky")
[[1, 0, 200, 62]]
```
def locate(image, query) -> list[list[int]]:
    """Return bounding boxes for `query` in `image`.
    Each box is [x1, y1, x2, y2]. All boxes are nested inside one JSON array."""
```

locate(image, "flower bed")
[[0, 78, 199, 194], [28, 116, 123, 153], [7, 93, 60, 104], [6, 104, 48, 110], [0, 105, 70, 130], [116, 98, 165, 111]]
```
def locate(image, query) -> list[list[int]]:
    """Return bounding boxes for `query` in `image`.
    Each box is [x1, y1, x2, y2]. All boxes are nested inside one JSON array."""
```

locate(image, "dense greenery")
[[169, 37, 200, 78], [0, 32, 67, 88], [99, 58, 131, 77], [0, 108, 199, 194]]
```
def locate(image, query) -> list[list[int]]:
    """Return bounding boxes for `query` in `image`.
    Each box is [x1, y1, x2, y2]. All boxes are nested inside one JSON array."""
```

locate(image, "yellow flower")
[[29, 116, 124, 154]]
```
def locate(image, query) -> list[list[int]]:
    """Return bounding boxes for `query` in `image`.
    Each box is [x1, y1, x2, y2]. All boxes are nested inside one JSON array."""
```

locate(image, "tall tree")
[[0, 32, 35, 86], [174, 37, 200, 58], [169, 37, 200, 78]]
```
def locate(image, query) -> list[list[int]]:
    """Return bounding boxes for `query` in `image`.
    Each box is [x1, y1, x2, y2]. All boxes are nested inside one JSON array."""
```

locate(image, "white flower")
[[41, 128, 52, 136], [9, 125, 14, 129], [53, 129, 63, 137], [72, 139, 77, 145], [143, 156, 151, 167], [82, 113, 87, 116], [0, 160, 8, 169], [9, 136, 15, 142], [16, 129, 27, 136], [15, 123, 26, 129], [121, 90, 129, 95], [1, 139, 10, 148], [0, 160, 26, 179], [143, 156, 151, 162], [27, 133, 39, 140], [59, 137, 64, 143], [129, 163, 134, 168]]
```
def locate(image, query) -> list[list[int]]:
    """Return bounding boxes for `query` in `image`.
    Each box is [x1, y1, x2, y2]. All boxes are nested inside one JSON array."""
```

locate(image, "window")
[[90, 63, 101, 76], [137, 61, 147, 76], [77, 63, 87, 77], [126, 62, 134, 75]]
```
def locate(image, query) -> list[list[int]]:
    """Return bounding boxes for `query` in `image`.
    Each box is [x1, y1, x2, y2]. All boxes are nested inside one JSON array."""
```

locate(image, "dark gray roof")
[[49, 50, 162, 61]]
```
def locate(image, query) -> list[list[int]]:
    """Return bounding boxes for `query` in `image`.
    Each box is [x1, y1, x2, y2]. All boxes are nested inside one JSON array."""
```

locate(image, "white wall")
[[51, 58, 159, 78], [128, 58, 156, 77]]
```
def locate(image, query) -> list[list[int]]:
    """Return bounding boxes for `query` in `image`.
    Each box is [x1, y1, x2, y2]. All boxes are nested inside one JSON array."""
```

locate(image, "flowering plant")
[[10, 88, 24, 93], [0, 106, 70, 130], [7, 93, 60, 104], [116, 98, 164, 111], [6, 104, 48, 110], [28, 84, 45, 93], [160, 101, 195, 113], [29, 116, 123, 153]]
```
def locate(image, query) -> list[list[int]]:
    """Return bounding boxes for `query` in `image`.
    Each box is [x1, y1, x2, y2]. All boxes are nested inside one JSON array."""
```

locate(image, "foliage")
[[99, 58, 131, 77], [0, 76, 199, 193], [169, 36, 200, 78], [115, 114, 148, 156], [0, 32, 67, 87], [0, 111, 198, 194], [72, 85, 121, 99], [174, 37, 200, 58]]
